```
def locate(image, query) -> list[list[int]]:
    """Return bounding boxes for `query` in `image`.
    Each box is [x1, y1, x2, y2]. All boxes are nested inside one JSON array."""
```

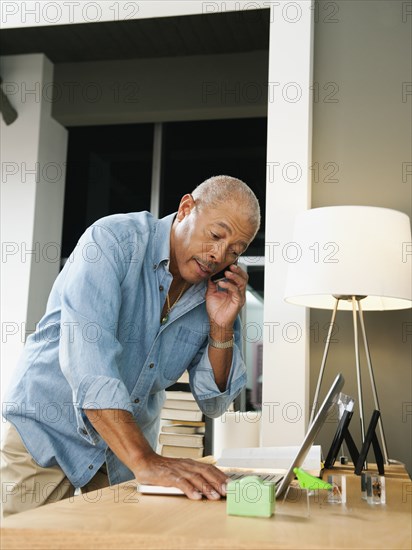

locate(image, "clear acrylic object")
[[282, 480, 346, 517], [327, 474, 346, 504], [366, 474, 386, 505]]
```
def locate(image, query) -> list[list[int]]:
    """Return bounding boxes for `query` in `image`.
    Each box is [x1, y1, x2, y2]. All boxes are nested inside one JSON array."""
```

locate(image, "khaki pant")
[[1, 422, 109, 518]]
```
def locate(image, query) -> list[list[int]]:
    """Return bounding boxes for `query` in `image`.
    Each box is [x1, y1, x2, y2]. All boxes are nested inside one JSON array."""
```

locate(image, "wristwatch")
[[208, 335, 234, 349]]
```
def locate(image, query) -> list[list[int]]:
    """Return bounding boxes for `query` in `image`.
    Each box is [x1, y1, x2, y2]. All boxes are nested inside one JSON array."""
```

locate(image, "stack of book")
[[159, 381, 205, 458]]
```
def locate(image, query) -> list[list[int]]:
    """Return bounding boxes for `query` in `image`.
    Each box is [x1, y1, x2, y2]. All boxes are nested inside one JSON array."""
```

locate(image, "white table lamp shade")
[[284, 206, 412, 311]]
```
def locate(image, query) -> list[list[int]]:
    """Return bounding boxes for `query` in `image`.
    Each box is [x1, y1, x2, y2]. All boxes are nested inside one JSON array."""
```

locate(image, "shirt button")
[[159, 285, 164, 291], [88, 465, 94, 470], [153, 264, 157, 270], [82, 429, 87, 435], [134, 398, 140, 403], [149, 363, 155, 369]]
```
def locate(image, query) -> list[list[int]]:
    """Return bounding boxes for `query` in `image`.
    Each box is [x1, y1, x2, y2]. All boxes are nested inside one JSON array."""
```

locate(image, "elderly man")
[[1, 175, 260, 516]]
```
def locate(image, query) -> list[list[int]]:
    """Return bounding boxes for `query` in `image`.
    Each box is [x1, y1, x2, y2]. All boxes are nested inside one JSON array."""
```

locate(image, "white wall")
[[244, 289, 264, 390], [311, 0, 412, 473], [0, 54, 68, 405], [262, 2, 313, 445]]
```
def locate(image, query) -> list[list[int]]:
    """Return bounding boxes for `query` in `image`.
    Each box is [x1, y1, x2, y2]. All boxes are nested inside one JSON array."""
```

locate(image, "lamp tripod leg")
[[352, 297, 366, 446], [309, 299, 340, 427], [357, 302, 390, 465]]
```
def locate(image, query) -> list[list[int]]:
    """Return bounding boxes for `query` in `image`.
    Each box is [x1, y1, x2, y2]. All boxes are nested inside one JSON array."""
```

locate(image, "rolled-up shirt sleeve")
[[188, 317, 247, 418], [58, 224, 134, 444]]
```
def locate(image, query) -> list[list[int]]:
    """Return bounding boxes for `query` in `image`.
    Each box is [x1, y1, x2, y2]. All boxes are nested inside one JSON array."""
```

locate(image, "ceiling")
[[0, 10, 270, 63]]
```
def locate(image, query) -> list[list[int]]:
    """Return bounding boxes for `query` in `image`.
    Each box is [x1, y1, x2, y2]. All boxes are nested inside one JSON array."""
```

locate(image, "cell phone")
[[211, 260, 238, 283]]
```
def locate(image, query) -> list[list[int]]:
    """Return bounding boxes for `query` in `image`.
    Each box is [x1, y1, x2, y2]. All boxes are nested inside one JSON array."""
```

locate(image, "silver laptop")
[[139, 373, 345, 498], [222, 373, 344, 497]]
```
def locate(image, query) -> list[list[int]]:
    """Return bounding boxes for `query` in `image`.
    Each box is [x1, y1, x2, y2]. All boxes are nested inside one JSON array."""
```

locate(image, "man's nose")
[[209, 242, 227, 264]]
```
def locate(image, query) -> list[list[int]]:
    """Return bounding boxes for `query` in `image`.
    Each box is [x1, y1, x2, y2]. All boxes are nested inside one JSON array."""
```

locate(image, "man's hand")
[[132, 451, 228, 500], [84, 409, 227, 500], [205, 263, 248, 330], [204, 263, 248, 391]]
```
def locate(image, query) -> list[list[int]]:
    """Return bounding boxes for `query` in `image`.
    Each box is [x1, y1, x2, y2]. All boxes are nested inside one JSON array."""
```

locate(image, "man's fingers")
[[194, 463, 228, 493], [196, 470, 228, 499], [136, 456, 229, 500], [215, 278, 245, 304], [166, 461, 227, 500], [171, 475, 203, 500], [229, 263, 248, 282], [224, 270, 247, 289], [181, 472, 224, 500]]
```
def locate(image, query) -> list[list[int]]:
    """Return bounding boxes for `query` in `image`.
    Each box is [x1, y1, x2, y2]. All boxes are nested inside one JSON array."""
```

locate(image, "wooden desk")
[[2, 465, 411, 549]]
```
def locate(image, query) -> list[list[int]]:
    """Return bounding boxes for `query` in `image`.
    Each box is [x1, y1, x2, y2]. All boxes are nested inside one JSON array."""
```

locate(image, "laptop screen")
[[275, 373, 345, 497]]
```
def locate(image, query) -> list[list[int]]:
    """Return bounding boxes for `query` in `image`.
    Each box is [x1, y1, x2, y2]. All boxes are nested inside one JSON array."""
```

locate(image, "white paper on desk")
[[216, 445, 321, 472]]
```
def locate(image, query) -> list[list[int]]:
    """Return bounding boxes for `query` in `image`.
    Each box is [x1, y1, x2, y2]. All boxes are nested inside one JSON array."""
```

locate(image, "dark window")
[[62, 118, 266, 266], [159, 118, 266, 256], [61, 124, 153, 258]]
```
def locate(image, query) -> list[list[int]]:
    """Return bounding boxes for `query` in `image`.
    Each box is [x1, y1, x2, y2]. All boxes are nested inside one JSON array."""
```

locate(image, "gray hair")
[[191, 175, 261, 237]]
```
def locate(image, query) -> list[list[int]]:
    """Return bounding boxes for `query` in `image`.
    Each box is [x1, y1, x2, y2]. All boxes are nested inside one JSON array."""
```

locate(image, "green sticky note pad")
[[226, 475, 275, 518]]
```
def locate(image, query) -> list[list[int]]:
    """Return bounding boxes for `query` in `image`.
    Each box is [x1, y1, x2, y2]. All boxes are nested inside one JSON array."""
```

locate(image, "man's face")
[[171, 194, 255, 284]]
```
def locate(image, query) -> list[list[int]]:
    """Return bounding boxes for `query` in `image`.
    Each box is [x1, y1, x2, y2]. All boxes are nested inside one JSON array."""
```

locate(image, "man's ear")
[[176, 194, 196, 221]]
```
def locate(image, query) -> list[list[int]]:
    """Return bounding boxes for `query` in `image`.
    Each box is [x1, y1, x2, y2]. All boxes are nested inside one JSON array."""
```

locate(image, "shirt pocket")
[[162, 325, 206, 382]]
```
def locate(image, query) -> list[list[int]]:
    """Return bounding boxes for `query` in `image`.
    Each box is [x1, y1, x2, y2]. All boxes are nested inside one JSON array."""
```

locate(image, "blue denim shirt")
[[3, 212, 246, 487]]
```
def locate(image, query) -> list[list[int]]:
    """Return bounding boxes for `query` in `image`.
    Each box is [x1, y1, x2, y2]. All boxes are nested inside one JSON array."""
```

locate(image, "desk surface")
[[2, 464, 411, 550]]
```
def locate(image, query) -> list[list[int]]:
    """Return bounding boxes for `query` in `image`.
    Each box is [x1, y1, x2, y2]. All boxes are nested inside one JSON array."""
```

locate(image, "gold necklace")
[[161, 282, 187, 325]]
